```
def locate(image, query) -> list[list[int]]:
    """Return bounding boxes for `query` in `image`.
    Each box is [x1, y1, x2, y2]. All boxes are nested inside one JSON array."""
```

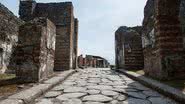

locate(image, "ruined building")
[[115, 26, 144, 70], [14, 18, 56, 82], [142, 0, 185, 80], [0, 3, 23, 74], [19, 0, 79, 71], [0, 0, 79, 82], [78, 55, 110, 69]]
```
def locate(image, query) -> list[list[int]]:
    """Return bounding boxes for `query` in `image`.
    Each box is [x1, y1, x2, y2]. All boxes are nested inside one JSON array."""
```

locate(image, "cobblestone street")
[[34, 68, 177, 104]]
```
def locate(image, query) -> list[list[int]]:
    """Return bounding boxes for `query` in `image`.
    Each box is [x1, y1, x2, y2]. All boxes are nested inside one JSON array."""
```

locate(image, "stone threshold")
[[0, 70, 76, 104], [116, 69, 185, 103]]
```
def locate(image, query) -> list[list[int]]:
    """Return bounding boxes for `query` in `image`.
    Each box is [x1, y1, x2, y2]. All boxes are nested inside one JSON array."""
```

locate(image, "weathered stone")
[[84, 102, 105, 104], [63, 87, 87, 93], [15, 18, 56, 82], [127, 92, 147, 99], [44, 91, 61, 98], [143, 0, 185, 80], [116, 95, 127, 101], [142, 90, 160, 97], [35, 99, 53, 104], [19, 0, 78, 70], [115, 26, 143, 70], [101, 90, 119, 96], [86, 90, 100, 95], [56, 93, 87, 100], [62, 99, 82, 104], [110, 100, 119, 104], [51, 85, 68, 91], [122, 98, 150, 104], [0, 3, 23, 74], [82, 95, 113, 102], [87, 85, 113, 90], [148, 97, 177, 104], [0, 99, 23, 104]]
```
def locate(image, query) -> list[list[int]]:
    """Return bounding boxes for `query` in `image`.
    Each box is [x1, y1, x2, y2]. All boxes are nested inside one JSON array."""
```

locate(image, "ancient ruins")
[[115, 0, 185, 80], [78, 55, 110, 68], [1, 0, 185, 103], [115, 26, 143, 70]]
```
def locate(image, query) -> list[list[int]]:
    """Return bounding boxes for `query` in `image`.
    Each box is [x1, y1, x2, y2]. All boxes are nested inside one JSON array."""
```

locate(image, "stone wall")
[[19, 0, 78, 71], [115, 26, 144, 70], [72, 18, 79, 69], [143, 0, 185, 80], [0, 3, 23, 74], [14, 18, 56, 82]]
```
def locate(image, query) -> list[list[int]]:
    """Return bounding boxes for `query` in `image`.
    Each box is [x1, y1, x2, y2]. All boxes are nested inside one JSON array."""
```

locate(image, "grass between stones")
[[128, 70, 185, 92], [0, 74, 16, 80], [0, 74, 17, 100]]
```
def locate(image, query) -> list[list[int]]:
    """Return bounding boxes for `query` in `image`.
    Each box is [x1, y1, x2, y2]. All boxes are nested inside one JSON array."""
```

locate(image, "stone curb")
[[0, 70, 76, 104], [116, 69, 185, 103]]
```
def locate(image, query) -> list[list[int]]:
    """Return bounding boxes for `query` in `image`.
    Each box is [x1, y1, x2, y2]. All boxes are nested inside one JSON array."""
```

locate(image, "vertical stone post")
[[155, 0, 185, 79], [15, 18, 56, 82], [19, 0, 36, 21], [73, 18, 79, 69]]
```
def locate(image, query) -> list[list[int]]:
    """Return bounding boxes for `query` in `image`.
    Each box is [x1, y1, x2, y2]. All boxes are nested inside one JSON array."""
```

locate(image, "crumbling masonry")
[[115, 26, 144, 70], [143, 0, 185, 80], [0, 0, 79, 82], [19, 0, 78, 71]]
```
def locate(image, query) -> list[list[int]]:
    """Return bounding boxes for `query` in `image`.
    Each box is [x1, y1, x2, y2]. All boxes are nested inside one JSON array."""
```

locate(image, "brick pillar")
[[15, 18, 56, 82], [155, 0, 185, 79], [19, 0, 36, 21]]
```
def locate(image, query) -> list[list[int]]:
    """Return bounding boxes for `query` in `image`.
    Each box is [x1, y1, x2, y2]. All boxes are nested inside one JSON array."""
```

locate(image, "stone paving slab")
[[0, 70, 76, 104], [117, 69, 184, 103], [0, 99, 23, 104], [33, 68, 178, 104]]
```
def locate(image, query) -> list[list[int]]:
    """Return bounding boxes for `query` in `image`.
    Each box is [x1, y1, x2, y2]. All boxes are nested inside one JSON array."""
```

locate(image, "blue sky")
[[0, 0, 147, 64]]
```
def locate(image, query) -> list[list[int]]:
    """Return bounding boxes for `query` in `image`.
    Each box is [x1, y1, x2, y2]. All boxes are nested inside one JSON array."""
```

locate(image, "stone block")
[[15, 17, 56, 82], [115, 26, 144, 70], [19, 1, 79, 71]]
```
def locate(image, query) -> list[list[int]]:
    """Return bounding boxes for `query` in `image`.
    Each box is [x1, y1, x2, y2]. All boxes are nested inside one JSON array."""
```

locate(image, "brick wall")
[[0, 3, 23, 74], [143, 0, 185, 80], [19, 0, 78, 71], [14, 18, 56, 82], [115, 26, 144, 70]]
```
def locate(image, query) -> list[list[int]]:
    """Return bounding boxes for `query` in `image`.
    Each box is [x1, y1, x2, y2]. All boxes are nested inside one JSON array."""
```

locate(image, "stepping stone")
[[82, 94, 113, 102], [64, 87, 87, 93], [57, 93, 87, 100], [62, 99, 82, 104], [86, 90, 100, 95], [123, 98, 150, 104], [44, 91, 61, 98], [101, 90, 119, 96]]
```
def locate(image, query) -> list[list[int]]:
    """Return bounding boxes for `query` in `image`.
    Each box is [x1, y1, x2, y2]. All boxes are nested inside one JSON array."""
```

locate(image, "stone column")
[[155, 0, 185, 79], [15, 18, 56, 82]]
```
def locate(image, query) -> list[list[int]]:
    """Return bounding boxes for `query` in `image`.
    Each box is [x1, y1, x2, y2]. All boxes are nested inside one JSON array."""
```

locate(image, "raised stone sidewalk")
[[0, 70, 76, 104], [117, 69, 185, 103]]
